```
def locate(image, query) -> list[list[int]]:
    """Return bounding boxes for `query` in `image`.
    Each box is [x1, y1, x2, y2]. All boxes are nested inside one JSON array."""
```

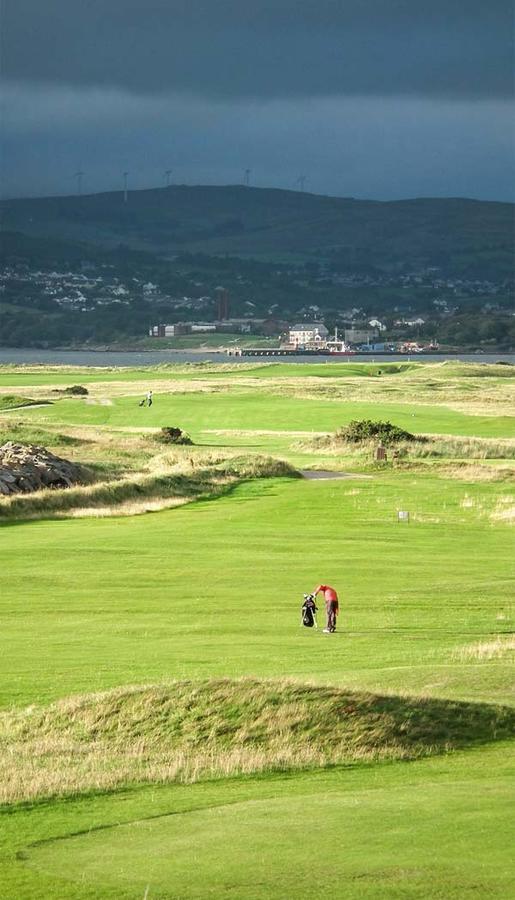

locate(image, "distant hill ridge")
[[1, 185, 513, 276]]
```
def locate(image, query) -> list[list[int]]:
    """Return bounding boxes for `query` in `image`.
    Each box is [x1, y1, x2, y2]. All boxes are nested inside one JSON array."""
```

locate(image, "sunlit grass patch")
[[490, 500, 515, 523], [453, 637, 515, 661], [66, 496, 191, 518], [441, 463, 515, 482]]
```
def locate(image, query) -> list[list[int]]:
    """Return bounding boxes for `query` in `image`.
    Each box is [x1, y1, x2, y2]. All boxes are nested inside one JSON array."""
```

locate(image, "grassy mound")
[[0, 395, 49, 412], [0, 452, 298, 519], [1, 678, 513, 805]]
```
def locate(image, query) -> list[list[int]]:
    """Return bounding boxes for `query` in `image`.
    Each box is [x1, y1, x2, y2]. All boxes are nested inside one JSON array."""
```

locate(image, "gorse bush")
[[63, 385, 89, 395], [336, 420, 418, 445], [156, 426, 193, 445]]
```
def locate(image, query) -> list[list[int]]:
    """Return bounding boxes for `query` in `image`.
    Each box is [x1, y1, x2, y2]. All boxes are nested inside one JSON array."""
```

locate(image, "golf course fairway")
[[0, 360, 513, 898]]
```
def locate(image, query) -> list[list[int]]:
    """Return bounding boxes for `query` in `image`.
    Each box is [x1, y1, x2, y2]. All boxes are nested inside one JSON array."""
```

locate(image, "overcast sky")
[[1, 0, 514, 200]]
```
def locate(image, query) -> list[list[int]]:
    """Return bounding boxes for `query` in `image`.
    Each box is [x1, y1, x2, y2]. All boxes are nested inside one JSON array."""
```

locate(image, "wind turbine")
[[296, 175, 307, 192], [74, 170, 84, 196], [243, 168, 251, 187], [123, 171, 129, 203], [164, 169, 172, 187]]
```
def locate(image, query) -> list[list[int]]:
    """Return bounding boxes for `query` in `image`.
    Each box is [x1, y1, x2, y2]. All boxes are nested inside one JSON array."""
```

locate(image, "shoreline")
[[0, 348, 514, 369], [0, 345, 513, 356]]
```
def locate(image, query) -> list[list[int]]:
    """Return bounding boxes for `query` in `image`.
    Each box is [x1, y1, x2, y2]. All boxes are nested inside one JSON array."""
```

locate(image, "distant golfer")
[[139, 390, 153, 407], [312, 584, 339, 633]]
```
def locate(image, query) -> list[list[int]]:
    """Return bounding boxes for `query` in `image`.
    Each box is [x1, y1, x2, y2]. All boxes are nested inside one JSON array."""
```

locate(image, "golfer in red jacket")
[[313, 584, 339, 633]]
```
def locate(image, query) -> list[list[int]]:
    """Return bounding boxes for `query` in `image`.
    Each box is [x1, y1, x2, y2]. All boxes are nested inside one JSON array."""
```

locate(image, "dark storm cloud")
[[3, 84, 513, 201], [1, 1, 513, 200], [2, 0, 513, 100]]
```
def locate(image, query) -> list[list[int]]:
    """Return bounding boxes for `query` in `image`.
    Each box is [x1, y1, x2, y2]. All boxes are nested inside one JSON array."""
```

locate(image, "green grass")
[[0, 361, 407, 389], [1, 360, 511, 439], [0, 367, 165, 388], [0, 420, 85, 448], [0, 453, 298, 520], [0, 394, 48, 411], [1, 474, 513, 708], [12, 391, 515, 438], [137, 333, 278, 350], [2, 745, 513, 899], [3, 678, 512, 805], [0, 361, 514, 898], [0, 359, 512, 389]]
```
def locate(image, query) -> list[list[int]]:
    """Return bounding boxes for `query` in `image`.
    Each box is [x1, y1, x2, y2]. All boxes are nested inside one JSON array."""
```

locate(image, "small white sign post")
[[397, 510, 410, 523]]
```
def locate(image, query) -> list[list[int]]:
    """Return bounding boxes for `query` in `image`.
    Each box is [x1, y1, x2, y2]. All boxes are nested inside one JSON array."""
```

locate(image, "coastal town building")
[[289, 323, 329, 346], [344, 328, 379, 345]]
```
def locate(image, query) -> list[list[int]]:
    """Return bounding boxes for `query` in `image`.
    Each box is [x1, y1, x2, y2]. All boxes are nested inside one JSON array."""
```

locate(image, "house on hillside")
[[289, 323, 329, 347], [368, 318, 387, 332]]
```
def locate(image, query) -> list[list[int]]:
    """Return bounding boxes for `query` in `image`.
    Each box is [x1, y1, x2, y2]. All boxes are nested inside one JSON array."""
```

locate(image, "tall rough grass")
[[0, 453, 299, 520], [1, 678, 513, 805], [0, 420, 86, 448], [0, 395, 49, 411], [453, 637, 515, 661], [303, 433, 515, 466]]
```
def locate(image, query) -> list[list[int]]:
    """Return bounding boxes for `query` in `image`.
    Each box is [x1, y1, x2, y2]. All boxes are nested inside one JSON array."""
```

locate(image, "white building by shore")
[[289, 323, 329, 346]]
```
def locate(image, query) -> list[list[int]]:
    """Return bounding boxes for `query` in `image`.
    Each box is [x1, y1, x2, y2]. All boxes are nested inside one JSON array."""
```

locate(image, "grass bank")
[[1, 677, 513, 805], [0, 453, 298, 520], [0, 395, 49, 412]]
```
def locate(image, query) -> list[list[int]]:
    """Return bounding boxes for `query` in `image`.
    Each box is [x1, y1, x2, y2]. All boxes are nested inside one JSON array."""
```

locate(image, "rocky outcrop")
[[0, 442, 89, 496]]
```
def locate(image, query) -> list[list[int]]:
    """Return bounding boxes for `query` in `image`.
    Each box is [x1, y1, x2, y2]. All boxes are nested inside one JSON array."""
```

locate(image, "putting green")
[[19, 745, 515, 900]]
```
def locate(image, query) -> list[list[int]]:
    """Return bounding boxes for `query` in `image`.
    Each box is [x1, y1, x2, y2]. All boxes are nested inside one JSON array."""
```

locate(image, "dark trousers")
[[326, 601, 338, 632]]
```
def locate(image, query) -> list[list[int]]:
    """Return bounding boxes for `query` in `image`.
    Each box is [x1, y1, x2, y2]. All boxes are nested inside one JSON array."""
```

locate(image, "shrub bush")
[[156, 426, 193, 445], [64, 385, 89, 396], [336, 419, 418, 445]]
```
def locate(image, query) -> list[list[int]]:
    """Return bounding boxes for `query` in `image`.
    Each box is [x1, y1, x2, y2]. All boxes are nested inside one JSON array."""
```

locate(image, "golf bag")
[[138, 399, 146, 407], [301, 594, 318, 628]]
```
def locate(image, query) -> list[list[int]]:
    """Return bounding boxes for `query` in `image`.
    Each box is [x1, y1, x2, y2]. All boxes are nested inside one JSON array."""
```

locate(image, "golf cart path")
[[300, 470, 372, 480]]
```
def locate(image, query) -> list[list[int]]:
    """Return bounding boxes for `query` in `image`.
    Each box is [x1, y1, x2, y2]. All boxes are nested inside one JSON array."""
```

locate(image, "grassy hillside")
[[2, 185, 513, 275]]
